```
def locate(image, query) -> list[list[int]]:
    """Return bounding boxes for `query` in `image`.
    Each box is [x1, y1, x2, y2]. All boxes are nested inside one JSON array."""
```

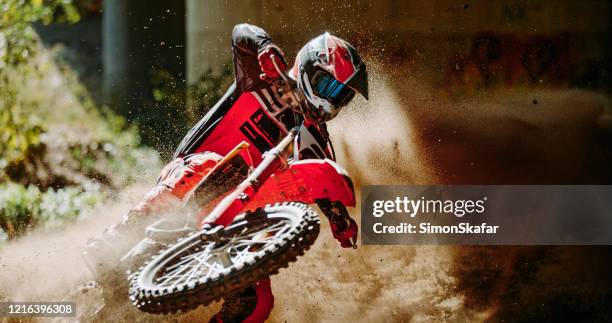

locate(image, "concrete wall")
[[186, 0, 611, 88]]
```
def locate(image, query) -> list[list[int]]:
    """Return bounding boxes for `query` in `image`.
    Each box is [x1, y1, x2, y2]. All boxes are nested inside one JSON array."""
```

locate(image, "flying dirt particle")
[[392, 140, 400, 154], [464, 4, 470, 10], [533, 99, 538, 105]]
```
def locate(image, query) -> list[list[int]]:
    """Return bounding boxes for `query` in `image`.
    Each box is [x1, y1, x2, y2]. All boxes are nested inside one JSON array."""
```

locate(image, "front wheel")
[[128, 202, 320, 314]]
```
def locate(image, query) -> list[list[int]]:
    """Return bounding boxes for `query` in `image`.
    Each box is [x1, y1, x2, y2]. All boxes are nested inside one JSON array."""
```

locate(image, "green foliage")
[[0, 0, 160, 240], [187, 64, 234, 122], [0, 0, 80, 68], [0, 40, 158, 189], [0, 182, 104, 241], [0, 1, 72, 181], [0, 103, 44, 176], [0, 0, 77, 182]]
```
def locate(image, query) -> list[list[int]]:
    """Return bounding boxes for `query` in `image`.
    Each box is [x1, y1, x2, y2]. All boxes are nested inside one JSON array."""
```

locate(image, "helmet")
[[289, 33, 368, 123]]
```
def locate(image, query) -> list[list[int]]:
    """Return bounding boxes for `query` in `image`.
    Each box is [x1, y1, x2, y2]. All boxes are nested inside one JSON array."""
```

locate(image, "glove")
[[329, 214, 358, 248], [318, 200, 358, 248], [258, 45, 287, 83]]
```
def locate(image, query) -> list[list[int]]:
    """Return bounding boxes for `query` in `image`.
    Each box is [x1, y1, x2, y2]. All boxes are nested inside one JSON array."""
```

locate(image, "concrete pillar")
[[102, 0, 130, 114], [102, 0, 186, 150], [186, 0, 264, 84]]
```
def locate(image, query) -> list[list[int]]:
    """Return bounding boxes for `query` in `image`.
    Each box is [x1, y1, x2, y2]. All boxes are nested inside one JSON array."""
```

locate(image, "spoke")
[[193, 252, 217, 271], [167, 251, 217, 287], [158, 244, 215, 287], [230, 221, 286, 239], [227, 220, 292, 250], [161, 260, 195, 280], [157, 260, 195, 287], [228, 223, 286, 242], [162, 240, 209, 272], [176, 259, 203, 287], [275, 223, 291, 235], [164, 252, 201, 271], [165, 241, 217, 271], [201, 256, 220, 280], [228, 245, 251, 262], [258, 221, 286, 232]]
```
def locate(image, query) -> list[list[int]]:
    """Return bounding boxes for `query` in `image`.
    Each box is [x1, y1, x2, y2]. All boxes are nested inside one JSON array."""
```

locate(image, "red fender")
[[244, 159, 355, 212]]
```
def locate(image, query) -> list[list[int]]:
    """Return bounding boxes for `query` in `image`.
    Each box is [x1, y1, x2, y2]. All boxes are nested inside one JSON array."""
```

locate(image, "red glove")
[[258, 45, 287, 82], [317, 200, 358, 248], [329, 214, 358, 248]]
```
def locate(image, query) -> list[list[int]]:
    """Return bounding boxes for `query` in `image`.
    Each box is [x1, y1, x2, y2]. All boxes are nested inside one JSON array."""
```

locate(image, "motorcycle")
[[127, 62, 357, 314]]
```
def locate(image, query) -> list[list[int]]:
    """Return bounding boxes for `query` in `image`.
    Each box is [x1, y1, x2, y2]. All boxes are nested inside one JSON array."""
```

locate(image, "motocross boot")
[[209, 287, 258, 323], [209, 278, 274, 323]]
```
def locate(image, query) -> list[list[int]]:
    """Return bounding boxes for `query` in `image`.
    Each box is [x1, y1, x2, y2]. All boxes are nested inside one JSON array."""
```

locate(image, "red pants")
[[244, 278, 274, 323], [134, 152, 274, 322]]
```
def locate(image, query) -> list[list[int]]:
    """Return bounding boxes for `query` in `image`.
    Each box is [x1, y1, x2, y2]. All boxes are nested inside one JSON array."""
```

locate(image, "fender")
[[244, 158, 356, 212]]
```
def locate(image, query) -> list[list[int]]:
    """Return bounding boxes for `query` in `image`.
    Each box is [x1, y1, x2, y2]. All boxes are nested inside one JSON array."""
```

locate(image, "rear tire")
[[128, 202, 319, 314]]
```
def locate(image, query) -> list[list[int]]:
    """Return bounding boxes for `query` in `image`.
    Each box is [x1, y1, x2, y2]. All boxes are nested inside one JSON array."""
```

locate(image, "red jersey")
[[173, 24, 333, 165]]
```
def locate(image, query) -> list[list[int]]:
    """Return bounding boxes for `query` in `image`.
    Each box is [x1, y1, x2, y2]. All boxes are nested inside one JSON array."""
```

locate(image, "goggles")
[[312, 71, 356, 107]]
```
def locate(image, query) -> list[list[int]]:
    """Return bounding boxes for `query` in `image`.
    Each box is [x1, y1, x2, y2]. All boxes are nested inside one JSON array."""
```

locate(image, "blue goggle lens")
[[314, 73, 355, 107]]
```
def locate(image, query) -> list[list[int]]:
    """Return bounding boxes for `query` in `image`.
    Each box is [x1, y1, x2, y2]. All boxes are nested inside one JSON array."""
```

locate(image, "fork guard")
[[243, 158, 356, 212]]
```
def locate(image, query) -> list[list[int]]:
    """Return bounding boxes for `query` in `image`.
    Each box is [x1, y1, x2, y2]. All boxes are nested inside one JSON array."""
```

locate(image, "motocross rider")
[[86, 23, 368, 322]]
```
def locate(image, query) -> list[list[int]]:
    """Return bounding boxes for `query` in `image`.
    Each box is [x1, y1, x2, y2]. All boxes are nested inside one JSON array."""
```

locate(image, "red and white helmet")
[[289, 33, 369, 123]]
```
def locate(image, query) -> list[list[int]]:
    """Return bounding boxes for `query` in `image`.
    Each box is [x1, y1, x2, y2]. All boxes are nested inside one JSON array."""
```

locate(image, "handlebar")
[[270, 54, 293, 86]]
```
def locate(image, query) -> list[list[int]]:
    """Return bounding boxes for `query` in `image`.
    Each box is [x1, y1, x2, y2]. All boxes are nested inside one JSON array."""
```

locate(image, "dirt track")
[[1, 66, 611, 322]]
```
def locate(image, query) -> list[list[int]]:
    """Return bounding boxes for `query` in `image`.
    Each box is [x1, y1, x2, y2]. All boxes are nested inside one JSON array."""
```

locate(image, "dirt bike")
[[127, 61, 357, 314]]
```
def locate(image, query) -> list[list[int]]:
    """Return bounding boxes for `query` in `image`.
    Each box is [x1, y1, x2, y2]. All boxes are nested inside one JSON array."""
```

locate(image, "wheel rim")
[[150, 215, 294, 291]]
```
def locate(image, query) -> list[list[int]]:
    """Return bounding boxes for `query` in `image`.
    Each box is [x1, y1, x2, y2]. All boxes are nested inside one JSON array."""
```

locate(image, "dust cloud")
[[0, 185, 146, 302], [327, 62, 432, 185]]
